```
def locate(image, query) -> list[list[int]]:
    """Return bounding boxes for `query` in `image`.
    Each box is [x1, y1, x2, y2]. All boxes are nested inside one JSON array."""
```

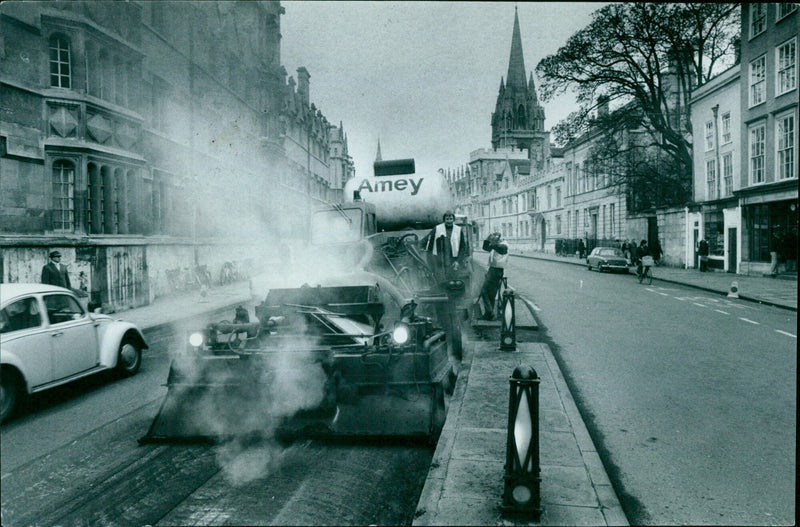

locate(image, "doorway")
[[728, 228, 737, 273]]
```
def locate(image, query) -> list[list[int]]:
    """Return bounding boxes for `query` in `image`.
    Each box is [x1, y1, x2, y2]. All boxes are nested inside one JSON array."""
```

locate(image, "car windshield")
[[311, 208, 363, 244], [598, 248, 624, 257]]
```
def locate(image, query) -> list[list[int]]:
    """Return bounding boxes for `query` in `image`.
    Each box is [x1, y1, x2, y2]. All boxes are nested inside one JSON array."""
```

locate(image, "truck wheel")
[[1, 367, 23, 425], [116, 338, 142, 377]]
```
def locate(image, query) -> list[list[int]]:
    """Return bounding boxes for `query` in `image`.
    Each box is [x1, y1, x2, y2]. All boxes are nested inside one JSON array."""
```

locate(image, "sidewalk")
[[510, 251, 797, 312], [413, 340, 628, 526]]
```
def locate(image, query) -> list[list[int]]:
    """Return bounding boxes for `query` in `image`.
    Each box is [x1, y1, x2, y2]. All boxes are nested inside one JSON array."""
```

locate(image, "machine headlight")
[[446, 279, 465, 291], [392, 324, 410, 345], [189, 332, 204, 347]]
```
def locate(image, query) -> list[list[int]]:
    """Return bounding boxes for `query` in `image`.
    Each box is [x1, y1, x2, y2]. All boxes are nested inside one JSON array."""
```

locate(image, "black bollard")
[[501, 365, 541, 519], [499, 286, 516, 351]]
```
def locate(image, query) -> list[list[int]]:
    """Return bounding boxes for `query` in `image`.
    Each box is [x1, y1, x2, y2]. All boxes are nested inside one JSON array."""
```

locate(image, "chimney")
[[296, 67, 310, 107]]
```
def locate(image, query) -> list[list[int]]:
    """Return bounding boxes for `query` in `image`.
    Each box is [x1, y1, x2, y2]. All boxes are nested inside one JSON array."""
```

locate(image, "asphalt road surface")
[[0, 318, 433, 526], [503, 256, 796, 525]]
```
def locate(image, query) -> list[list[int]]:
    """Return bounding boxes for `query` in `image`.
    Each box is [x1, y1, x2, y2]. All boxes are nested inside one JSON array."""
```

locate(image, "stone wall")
[[657, 208, 688, 268]]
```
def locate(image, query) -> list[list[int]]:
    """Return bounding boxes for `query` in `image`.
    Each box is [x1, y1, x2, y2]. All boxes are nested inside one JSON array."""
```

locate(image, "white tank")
[[344, 166, 453, 231]]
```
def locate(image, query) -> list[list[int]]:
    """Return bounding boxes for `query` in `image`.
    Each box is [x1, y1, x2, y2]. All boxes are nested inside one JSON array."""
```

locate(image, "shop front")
[[701, 197, 738, 272], [741, 197, 798, 276]]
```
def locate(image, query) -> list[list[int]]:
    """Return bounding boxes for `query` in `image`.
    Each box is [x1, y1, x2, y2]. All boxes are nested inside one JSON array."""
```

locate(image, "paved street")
[[493, 254, 796, 525]]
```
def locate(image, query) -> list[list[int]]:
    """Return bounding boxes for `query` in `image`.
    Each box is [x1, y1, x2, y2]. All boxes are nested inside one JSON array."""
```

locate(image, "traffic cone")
[[728, 281, 739, 299]]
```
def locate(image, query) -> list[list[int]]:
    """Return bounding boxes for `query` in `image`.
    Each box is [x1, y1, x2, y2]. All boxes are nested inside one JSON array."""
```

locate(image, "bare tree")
[[537, 3, 740, 208]]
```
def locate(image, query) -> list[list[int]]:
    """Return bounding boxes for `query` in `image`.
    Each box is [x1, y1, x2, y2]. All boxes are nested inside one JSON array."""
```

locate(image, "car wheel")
[[116, 337, 142, 377], [596, 263, 604, 272], [1, 367, 23, 425], [587, 263, 592, 270]]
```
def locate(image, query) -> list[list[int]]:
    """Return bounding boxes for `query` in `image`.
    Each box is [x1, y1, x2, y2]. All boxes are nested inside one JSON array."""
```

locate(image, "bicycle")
[[637, 255, 654, 285]]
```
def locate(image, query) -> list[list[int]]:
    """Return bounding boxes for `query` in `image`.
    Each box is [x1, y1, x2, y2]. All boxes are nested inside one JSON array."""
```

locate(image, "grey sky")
[[280, 1, 603, 178]]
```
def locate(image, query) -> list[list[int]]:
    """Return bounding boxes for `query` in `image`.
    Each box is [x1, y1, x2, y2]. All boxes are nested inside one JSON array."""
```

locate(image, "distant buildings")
[[448, 4, 797, 276], [1, 1, 354, 309]]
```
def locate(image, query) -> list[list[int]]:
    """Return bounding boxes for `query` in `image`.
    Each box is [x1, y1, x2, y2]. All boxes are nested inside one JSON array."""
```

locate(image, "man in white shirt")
[[423, 210, 469, 283], [478, 232, 508, 320]]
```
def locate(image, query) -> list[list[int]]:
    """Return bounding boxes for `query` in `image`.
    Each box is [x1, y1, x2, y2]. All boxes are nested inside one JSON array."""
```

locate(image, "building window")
[[52, 160, 74, 231], [777, 111, 796, 180], [721, 112, 731, 144], [722, 152, 734, 197], [556, 215, 562, 235], [749, 55, 766, 106], [706, 158, 717, 200], [49, 35, 71, 88], [556, 187, 562, 208], [777, 38, 797, 95], [750, 3, 766, 38], [705, 121, 715, 151], [777, 3, 797, 21], [749, 123, 766, 184]]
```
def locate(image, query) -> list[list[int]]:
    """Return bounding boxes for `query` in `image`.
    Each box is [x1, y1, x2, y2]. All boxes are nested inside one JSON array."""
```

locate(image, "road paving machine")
[[141, 159, 477, 443]]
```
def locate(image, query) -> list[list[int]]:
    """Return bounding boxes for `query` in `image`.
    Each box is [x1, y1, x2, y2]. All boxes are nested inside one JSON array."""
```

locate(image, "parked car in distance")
[[587, 247, 630, 273], [0, 284, 148, 424]]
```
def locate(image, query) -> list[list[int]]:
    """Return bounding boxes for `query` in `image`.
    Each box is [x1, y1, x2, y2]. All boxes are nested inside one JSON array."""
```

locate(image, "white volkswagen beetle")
[[1, 284, 148, 424]]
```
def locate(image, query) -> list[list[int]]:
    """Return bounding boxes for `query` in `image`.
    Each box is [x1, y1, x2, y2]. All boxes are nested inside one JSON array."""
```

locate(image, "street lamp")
[[502, 364, 541, 519]]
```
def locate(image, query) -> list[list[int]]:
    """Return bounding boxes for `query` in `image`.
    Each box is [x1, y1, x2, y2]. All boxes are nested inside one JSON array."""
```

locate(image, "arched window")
[[517, 105, 526, 128], [49, 35, 71, 88], [52, 160, 75, 231]]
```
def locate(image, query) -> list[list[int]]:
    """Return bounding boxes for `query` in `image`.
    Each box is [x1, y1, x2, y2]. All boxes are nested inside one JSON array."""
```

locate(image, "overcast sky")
[[280, 1, 603, 178]]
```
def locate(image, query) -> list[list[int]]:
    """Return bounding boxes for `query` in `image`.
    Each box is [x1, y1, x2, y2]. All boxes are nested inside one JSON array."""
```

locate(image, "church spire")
[[528, 72, 538, 102], [506, 5, 527, 92], [375, 138, 382, 161]]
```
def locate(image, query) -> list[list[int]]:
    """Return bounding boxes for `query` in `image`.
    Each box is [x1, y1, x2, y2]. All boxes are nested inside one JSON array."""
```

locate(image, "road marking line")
[[775, 330, 796, 338], [673, 297, 686, 301], [658, 292, 669, 296], [693, 303, 706, 307], [714, 309, 730, 315], [739, 317, 760, 325]]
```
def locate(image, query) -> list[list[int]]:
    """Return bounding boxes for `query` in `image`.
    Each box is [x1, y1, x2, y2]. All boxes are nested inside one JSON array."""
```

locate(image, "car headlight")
[[392, 324, 410, 345], [188, 332, 204, 347]]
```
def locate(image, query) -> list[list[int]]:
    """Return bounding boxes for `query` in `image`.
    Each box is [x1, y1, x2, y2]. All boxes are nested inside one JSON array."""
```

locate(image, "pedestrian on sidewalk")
[[629, 239, 639, 266], [651, 238, 663, 266], [578, 239, 586, 259], [698, 239, 709, 272], [41, 251, 71, 289], [478, 232, 508, 320], [635, 240, 650, 278]]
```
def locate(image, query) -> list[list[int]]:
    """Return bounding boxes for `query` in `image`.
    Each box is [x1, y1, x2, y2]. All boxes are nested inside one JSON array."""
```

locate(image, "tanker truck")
[[141, 159, 476, 443]]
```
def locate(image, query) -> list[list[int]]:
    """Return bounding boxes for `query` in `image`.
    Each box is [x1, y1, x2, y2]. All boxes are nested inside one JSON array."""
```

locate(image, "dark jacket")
[[698, 240, 709, 256], [41, 262, 72, 289]]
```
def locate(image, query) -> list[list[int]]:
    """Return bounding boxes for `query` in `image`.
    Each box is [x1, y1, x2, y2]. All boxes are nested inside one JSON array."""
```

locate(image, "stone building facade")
[[0, 1, 354, 309], [737, 3, 797, 276], [690, 65, 742, 272]]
